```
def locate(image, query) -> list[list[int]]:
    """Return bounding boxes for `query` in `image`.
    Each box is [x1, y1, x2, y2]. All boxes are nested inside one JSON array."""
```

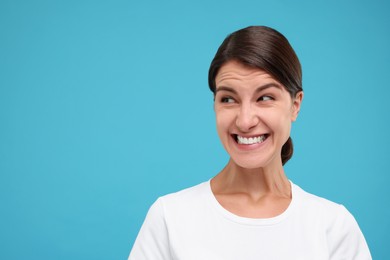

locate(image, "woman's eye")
[[258, 96, 273, 101], [221, 97, 235, 103]]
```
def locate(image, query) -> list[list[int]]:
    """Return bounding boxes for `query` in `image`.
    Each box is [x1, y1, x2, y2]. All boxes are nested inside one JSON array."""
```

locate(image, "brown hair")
[[208, 26, 303, 165]]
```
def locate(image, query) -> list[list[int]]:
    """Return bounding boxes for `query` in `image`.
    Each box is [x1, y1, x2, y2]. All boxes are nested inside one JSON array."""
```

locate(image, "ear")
[[291, 91, 303, 122], [213, 94, 216, 112]]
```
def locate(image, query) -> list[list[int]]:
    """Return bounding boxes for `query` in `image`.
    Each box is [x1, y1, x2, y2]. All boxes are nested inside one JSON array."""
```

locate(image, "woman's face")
[[214, 60, 303, 169]]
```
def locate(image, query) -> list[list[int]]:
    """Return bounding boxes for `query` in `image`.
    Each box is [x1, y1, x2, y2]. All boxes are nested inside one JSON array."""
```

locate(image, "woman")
[[129, 26, 371, 259]]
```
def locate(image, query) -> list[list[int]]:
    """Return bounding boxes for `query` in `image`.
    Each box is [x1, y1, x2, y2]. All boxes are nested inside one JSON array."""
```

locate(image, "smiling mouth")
[[233, 134, 269, 145]]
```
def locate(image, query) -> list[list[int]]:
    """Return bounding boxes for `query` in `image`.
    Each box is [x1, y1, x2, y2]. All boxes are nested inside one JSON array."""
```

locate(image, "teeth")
[[237, 135, 266, 145]]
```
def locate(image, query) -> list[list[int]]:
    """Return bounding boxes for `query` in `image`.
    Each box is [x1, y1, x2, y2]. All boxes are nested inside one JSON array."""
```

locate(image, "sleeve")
[[128, 198, 172, 260], [327, 205, 372, 260]]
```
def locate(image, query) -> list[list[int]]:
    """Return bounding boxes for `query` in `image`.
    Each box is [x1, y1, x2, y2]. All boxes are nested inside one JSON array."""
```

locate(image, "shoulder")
[[131, 182, 210, 246], [129, 184, 208, 260], [293, 183, 346, 215], [292, 183, 372, 259], [293, 183, 357, 230], [162, 181, 209, 200], [160, 181, 209, 203], [147, 181, 210, 217]]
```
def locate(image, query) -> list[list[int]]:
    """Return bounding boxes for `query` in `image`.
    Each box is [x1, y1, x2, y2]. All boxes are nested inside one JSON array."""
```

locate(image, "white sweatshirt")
[[129, 181, 371, 260]]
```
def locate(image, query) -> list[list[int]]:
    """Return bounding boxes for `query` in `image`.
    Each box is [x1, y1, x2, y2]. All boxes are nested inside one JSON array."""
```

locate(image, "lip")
[[233, 133, 267, 138], [230, 133, 269, 150]]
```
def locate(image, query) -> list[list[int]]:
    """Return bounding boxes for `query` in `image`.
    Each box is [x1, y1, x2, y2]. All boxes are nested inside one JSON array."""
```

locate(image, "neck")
[[212, 159, 291, 200]]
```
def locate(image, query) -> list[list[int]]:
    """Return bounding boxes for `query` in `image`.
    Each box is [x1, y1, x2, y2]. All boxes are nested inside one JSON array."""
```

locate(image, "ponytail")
[[281, 137, 293, 165]]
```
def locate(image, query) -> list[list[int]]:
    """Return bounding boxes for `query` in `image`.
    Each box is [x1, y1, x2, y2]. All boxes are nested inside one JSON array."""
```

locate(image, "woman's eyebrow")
[[255, 83, 282, 93], [215, 86, 237, 94], [215, 83, 281, 94]]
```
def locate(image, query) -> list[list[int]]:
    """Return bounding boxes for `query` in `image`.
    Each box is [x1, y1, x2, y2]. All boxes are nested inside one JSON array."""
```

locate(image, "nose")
[[235, 103, 259, 132]]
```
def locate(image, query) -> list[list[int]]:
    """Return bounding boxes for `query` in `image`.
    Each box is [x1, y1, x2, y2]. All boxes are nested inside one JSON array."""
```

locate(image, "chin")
[[230, 156, 274, 170]]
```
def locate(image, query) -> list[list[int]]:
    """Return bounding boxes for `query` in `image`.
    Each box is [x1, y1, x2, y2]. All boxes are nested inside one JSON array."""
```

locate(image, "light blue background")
[[1, 0, 389, 259]]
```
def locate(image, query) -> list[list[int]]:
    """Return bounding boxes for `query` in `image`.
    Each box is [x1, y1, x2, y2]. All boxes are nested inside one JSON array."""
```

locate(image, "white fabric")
[[129, 181, 371, 260]]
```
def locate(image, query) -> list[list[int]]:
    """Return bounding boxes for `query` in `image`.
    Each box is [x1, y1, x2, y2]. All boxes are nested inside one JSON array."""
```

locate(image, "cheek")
[[215, 112, 227, 132], [277, 115, 293, 139], [267, 109, 292, 135], [215, 110, 233, 136]]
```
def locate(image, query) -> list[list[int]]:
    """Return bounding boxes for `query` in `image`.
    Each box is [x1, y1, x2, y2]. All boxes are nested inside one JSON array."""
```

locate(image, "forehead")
[[215, 60, 275, 85]]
